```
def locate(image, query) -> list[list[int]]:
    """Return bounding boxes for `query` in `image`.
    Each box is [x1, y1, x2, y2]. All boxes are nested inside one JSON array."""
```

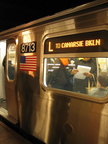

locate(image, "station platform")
[[0, 121, 32, 144], [0, 104, 44, 144]]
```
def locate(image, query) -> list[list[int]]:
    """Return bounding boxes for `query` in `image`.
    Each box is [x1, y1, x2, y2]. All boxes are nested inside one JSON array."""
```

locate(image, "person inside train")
[[89, 72, 108, 97], [2, 55, 6, 72], [8, 60, 15, 80], [48, 58, 73, 91], [71, 58, 97, 94]]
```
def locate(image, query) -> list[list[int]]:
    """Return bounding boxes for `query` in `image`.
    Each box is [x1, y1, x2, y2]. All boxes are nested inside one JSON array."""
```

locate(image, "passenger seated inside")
[[48, 58, 73, 91], [89, 72, 108, 97]]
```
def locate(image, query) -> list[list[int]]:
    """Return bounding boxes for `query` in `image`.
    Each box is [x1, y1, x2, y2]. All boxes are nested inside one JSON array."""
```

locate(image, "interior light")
[[16, 38, 18, 45], [22, 31, 30, 35]]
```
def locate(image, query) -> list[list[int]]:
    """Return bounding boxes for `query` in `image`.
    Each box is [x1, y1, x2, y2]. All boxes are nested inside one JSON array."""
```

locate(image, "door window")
[[7, 44, 16, 80]]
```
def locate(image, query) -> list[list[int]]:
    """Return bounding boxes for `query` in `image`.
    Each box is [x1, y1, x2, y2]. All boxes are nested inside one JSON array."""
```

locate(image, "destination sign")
[[55, 39, 101, 49], [20, 41, 36, 53], [44, 30, 108, 54]]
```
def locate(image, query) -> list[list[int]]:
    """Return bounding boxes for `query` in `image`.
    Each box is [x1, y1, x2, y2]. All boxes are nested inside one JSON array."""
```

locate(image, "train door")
[[0, 40, 6, 108], [5, 38, 18, 122], [18, 30, 37, 133]]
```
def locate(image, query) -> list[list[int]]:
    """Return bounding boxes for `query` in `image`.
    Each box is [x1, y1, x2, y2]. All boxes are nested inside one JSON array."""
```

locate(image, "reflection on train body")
[[44, 57, 108, 98], [0, 1, 108, 144]]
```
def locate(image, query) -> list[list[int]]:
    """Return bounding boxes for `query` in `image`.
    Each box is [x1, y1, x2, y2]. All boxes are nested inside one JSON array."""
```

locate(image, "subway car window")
[[7, 44, 16, 80], [44, 57, 108, 98]]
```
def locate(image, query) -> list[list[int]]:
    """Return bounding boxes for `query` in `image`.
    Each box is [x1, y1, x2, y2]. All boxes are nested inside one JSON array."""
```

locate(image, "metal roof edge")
[[0, 0, 107, 37]]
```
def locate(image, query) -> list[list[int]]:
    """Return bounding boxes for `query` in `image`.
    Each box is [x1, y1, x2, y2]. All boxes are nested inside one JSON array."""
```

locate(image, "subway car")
[[0, 0, 108, 143]]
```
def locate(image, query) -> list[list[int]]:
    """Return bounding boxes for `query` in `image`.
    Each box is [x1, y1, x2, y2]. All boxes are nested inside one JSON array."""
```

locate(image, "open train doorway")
[[0, 40, 6, 109]]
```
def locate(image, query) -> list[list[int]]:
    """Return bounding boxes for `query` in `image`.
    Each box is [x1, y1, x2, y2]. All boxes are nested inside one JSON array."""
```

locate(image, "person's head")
[[59, 58, 68, 66], [8, 60, 12, 65], [98, 72, 108, 88], [84, 58, 91, 61]]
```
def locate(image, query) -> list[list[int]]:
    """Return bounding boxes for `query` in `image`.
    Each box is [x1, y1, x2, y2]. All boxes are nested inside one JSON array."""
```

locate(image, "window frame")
[[7, 43, 16, 81], [42, 52, 108, 103]]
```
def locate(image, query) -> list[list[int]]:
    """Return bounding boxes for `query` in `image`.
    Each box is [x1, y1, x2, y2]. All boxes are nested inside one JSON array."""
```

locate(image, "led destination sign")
[[44, 30, 108, 54], [55, 39, 101, 49]]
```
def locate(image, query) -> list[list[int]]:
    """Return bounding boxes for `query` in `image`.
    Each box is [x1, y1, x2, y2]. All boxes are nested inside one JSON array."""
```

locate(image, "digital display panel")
[[44, 30, 108, 54]]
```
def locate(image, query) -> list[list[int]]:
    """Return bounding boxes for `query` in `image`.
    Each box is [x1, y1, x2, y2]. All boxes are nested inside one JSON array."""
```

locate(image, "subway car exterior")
[[0, 0, 108, 143]]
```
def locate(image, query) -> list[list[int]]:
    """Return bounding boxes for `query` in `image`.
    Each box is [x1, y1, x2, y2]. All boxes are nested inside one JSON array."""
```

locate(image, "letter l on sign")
[[48, 42, 53, 52]]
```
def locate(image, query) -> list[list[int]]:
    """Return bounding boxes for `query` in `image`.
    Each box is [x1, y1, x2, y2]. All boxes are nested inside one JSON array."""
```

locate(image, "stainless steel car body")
[[0, 1, 108, 144]]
